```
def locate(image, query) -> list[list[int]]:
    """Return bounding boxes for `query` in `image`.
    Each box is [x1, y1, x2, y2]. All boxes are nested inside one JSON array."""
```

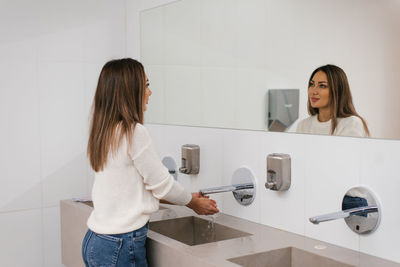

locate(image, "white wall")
[[0, 1, 126, 266], [127, 0, 181, 60], [146, 123, 400, 264]]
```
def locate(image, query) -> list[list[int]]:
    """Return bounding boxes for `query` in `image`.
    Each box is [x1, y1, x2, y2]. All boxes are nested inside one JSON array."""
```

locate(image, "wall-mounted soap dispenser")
[[265, 153, 291, 191], [179, 144, 200, 175]]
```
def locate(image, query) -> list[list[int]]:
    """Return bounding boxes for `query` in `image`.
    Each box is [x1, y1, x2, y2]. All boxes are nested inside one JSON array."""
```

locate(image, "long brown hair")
[[307, 64, 370, 136], [87, 58, 146, 171]]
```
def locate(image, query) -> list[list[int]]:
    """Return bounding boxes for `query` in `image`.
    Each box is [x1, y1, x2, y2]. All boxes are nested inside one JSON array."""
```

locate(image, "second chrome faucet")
[[309, 186, 381, 234]]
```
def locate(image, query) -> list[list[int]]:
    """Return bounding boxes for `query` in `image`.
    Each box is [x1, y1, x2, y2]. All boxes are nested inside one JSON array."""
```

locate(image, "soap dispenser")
[[179, 144, 200, 175], [265, 153, 291, 191]]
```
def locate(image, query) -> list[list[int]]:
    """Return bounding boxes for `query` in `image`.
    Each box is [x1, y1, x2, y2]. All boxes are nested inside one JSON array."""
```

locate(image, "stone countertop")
[[148, 204, 399, 267], [61, 200, 399, 267]]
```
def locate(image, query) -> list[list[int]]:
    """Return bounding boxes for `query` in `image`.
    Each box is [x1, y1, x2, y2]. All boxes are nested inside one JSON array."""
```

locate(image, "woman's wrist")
[[186, 196, 195, 209]]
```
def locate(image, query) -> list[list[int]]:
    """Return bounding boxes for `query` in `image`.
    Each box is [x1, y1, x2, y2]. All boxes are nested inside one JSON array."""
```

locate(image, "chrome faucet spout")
[[200, 182, 254, 195], [309, 205, 378, 224]]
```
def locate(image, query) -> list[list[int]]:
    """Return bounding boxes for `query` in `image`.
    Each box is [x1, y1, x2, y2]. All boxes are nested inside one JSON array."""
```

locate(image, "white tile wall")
[[220, 129, 264, 223], [140, 7, 165, 65], [41, 153, 88, 207], [258, 132, 308, 235], [0, 209, 43, 267], [303, 135, 362, 250], [164, 0, 201, 66], [43, 206, 63, 267], [83, 62, 104, 123], [164, 66, 203, 125], [38, 61, 86, 179], [146, 123, 400, 264], [0, 1, 41, 45], [234, 68, 269, 130], [147, 124, 225, 207], [359, 139, 400, 262], [200, 0, 236, 68], [145, 65, 166, 124], [0, 61, 42, 212], [38, 29, 85, 62], [0, 1, 127, 266], [82, 20, 126, 63], [235, 0, 267, 69], [0, 39, 39, 62], [201, 68, 237, 128], [264, 0, 298, 70]]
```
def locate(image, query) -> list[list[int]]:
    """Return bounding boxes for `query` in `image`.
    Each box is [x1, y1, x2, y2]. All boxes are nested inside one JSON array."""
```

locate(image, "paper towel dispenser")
[[268, 89, 299, 132]]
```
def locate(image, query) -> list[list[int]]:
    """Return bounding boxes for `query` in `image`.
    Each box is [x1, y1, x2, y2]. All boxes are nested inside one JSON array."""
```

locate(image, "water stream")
[[203, 214, 219, 243]]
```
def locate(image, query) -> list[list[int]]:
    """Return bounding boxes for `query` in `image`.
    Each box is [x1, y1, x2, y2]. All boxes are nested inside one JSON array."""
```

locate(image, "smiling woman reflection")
[[296, 64, 370, 137]]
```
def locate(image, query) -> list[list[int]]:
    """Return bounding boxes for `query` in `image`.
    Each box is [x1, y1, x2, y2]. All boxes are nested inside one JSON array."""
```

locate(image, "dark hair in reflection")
[[307, 64, 370, 136], [87, 58, 146, 172]]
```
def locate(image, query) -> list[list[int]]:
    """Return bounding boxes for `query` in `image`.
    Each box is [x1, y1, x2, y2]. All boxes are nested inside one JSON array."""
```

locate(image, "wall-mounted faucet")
[[200, 183, 254, 195], [199, 167, 256, 206], [309, 205, 378, 224], [309, 186, 381, 234]]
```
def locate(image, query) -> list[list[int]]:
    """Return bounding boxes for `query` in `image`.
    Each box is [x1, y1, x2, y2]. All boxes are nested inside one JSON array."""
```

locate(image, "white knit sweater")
[[87, 123, 192, 234], [296, 115, 368, 137]]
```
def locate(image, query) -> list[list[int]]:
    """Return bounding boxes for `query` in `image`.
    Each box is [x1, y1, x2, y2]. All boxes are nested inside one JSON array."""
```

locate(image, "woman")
[[82, 58, 218, 267], [296, 64, 370, 137]]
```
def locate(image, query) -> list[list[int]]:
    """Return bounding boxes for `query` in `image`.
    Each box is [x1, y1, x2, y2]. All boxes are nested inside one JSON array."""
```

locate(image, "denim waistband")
[[90, 221, 149, 239]]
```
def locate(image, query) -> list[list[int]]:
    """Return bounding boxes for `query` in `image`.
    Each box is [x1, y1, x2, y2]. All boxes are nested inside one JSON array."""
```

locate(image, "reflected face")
[[308, 71, 330, 110], [144, 75, 152, 111]]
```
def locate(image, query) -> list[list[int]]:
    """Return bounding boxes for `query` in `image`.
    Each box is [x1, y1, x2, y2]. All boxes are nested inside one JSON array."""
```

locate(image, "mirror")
[[140, 0, 400, 140]]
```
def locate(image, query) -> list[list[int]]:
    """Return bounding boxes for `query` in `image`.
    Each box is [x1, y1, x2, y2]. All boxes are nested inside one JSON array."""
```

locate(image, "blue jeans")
[[82, 222, 149, 267]]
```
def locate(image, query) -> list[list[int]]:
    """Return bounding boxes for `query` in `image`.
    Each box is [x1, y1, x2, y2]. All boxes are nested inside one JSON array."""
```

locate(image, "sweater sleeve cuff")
[[161, 181, 192, 206]]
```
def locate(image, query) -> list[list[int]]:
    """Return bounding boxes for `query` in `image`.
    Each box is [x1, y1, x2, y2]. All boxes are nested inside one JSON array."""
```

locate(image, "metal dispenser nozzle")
[[179, 144, 200, 175]]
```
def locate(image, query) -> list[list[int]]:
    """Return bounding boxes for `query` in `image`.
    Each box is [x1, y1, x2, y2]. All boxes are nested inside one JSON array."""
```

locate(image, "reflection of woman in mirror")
[[296, 64, 370, 137]]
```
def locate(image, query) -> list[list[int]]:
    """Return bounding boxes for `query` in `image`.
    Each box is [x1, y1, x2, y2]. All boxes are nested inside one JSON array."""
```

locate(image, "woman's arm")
[[130, 125, 218, 214], [161, 193, 219, 215]]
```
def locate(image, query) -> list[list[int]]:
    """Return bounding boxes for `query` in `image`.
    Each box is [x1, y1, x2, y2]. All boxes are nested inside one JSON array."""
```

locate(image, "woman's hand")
[[186, 192, 219, 215]]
